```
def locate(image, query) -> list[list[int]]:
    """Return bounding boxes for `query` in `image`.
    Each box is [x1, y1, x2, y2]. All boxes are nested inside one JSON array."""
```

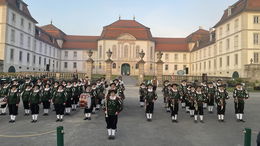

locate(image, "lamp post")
[[156, 51, 164, 86], [86, 49, 94, 79], [105, 49, 113, 81], [138, 50, 145, 84]]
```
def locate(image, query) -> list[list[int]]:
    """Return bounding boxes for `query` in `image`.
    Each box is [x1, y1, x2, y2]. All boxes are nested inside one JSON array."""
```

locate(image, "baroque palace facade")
[[0, 0, 260, 78]]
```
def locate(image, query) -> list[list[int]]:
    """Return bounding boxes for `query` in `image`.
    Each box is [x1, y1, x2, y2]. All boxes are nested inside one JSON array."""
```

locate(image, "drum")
[[79, 93, 87, 108], [0, 97, 7, 105]]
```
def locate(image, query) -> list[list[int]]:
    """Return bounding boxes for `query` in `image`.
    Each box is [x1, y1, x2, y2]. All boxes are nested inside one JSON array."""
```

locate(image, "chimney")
[[199, 26, 203, 30], [209, 28, 215, 42], [196, 41, 200, 47], [228, 6, 232, 16]]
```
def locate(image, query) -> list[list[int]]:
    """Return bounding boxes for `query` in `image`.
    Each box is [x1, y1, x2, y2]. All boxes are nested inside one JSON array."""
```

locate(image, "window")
[[73, 62, 77, 69], [234, 35, 238, 49], [150, 64, 153, 70], [219, 41, 223, 54], [254, 52, 259, 63], [19, 51, 22, 61], [20, 33, 23, 46], [44, 46, 47, 54], [39, 57, 41, 65], [56, 61, 59, 68], [99, 63, 102, 69], [12, 13, 16, 23], [135, 46, 140, 58], [21, 18, 24, 27], [112, 45, 117, 58], [219, 27, 223, 38], [227, 56, 230, 66], [44, 58, 46, 65], [33, 55, 36, 64], [27, 53, 30, 63], [64, 62, 68, 68], [199, 63, 201, 70], [112, 63, 116, 69], [204, 62, 206, 70], [165, 65, 168, 71], [73, 51, 77, 58], [135, 64, 139, 69], [64, 51, 68, 57], [208, 47, 211, 57], [214, 59, 217, 68], [150, 47, 153, 59], [208, 60, 211, 69], [28, 23, 31, 32], [27, 37, 31, 49], [99, 46, 102, 58], [235, 19, 239, 30], [165, 54, 169, 61], [219, 57, 222, 68], [254, 16, 259, 24], [235, 54, 238, 65], [226, 24, 230, 32], [10, 49, 14, 61], [11, 29, 15, 42], [174, 54, 178, 61], [254, 33, 259, 45], [226, 39, 230, 50], [183, 54, 187, 61], [124, 45, 128, 58], [174, 65, 178, 70], [214, 45, 217, 55]]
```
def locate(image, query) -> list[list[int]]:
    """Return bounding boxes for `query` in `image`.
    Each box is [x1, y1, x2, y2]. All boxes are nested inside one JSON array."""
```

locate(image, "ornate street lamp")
[[139, 49, 145, 60], [106, 49, 112, 60]]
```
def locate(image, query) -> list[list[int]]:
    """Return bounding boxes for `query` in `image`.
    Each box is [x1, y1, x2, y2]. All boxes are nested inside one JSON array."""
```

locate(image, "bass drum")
[[0, 97, 7, 105], [79, 93, 87, 108]]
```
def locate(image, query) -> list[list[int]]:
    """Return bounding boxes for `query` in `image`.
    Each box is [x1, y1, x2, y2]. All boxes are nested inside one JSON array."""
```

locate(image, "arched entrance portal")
[[121, 64, 130, 76], [232, 71, 239, 79], [8, 66, 16, 73]]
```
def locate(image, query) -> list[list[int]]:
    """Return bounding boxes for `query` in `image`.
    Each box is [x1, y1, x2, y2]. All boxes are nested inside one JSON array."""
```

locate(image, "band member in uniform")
[[80, 85, 93, 120], [91, 83, 98, 114], [162, 80, 170, 109], [96, 80, 105, 110], [188, 85, 196, 117], [168, 83, 181, 122], [139, 83, 147, 107], [103, 90, 122, 140], [65, 81, 73, 115], [145, 84, 158, 121], [180, 80, 188, 109], [42, 84, 52, 116], [71, 81, 79, 111], [233, 83, 249, 122], [7, 85, 20, 123], [21, 84, 32, 116], [151, 76, 158, 91], [0, 80, 10, 115], [52, 85, 67, 122], [206, 82, 216, 113], [201, 81, 208, 109], [29, 85, 42, 123], [215, 84, 229, 122], [194, 86, 206, 123]]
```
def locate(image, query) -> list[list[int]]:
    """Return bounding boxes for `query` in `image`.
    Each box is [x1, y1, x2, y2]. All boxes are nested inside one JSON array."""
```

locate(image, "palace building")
[[0, 0, 260, 78]]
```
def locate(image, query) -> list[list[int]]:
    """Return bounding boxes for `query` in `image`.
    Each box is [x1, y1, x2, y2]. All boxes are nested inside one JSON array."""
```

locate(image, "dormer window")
[[228, 6, 232, 16]]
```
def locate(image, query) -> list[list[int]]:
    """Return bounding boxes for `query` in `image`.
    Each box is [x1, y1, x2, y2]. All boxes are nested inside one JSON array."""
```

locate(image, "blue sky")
[[24, 0, 238, 37]]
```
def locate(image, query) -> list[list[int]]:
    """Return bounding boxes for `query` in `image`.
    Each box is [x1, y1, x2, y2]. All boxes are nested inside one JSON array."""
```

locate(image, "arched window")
[[112, 45, 117, 59], [124, 45, 128, 58], [99, 46, 102, 58], [99, 63, 102, 69], [135, 64, 139, 69], [112, 63, 116, 69], [136, 46, 140, 58]]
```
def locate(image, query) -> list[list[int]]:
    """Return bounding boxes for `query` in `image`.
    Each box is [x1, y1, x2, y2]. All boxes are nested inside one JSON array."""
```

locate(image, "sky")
[[24, 0, 238, 37]]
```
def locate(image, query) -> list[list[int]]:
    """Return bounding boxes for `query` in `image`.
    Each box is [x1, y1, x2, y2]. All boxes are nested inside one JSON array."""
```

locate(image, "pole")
[[244, 128, 251, 146], [57, 126, 64, 146]]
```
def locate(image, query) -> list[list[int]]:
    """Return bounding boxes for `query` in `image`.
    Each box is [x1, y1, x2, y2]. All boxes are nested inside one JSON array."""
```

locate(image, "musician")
[[71, 81, 79, 111], [233, 83, 249, 122], [180, 80, 189, 111], [166, 84, 172, 112], [215, 84, 229, 122], [0, 80, 10, 115], [7, 85, 20, 123], [65, 81, 73, 115], [91, 83, 98, 114], [168, 83, 181, 122], [21, 84, 32, 116], [139, 83, 147, 107], [96, 80, 105, 110], [206, 82, 216, 113], [52, 85, 67, 122], [115, 79, 125, 100], [188, 85, 196, 117], [81, 85, 93, 120], [42, 84, 52, 116], [145, 84, 158, 121], [29, 85, 42, 123], [151, 76, 158, 91], [162, 80, 170, 109], [201, 81, 208, 109], [103, 90, 122, 140], [194, 86, 207, 123]]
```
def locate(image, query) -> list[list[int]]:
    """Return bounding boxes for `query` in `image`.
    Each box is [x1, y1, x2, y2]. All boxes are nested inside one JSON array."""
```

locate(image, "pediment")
[[117, 33, 136, 40]]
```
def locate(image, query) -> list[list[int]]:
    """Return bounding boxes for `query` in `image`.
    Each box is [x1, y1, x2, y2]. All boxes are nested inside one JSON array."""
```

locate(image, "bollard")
[[244, 128, 251, 146], [57, 126, 64, 146]]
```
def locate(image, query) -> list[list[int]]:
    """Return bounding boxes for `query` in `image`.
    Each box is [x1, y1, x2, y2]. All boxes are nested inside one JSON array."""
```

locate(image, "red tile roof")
[[0, 0, 37, 23], [186, 29, 209, 42], [154, 37, 189, 52], [100, 20, 153, 40], [35, 26, 59, 48], [41, 24, 66, 39], [62, 35, 99, 50]]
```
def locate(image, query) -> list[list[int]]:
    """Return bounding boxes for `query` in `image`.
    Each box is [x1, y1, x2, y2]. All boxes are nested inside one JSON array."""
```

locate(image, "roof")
[[214, 0, 260, 27], [0, 0, 37, 23], [62, 35, 99, 50], [154, 37, 189, 52], [41, 24, 66, 39], [186, 29, 209, 42], [100, 20, 154, 41], [191, 31, 216, 52], [35, 26, 60, 48]]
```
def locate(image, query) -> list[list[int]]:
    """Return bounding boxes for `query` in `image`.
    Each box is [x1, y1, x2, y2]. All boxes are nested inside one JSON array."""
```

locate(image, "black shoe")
[[175, 120, 178, 123], [240, 119, 245, 122], [111, 136, 115, 140], [88, 117, 91, 120], [221, 120, 225, 122], [108, 136, 112, 140], [34, 120, 37, 123], [9, 120, 13, 123], [1, 113, 6, 116], [56, 119, 60, 122], [31, 120, 35, 123], [194, 120, 198, 123], [190, 115, 194, 117], [200, 120, 204, 123], [186, 111, 189, 113], [60, 119, 63, 122], [84, 117, 88, 120]]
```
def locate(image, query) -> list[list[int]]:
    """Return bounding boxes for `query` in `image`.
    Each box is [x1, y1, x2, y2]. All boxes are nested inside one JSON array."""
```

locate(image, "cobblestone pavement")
[[0, 86, 259, 146]]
